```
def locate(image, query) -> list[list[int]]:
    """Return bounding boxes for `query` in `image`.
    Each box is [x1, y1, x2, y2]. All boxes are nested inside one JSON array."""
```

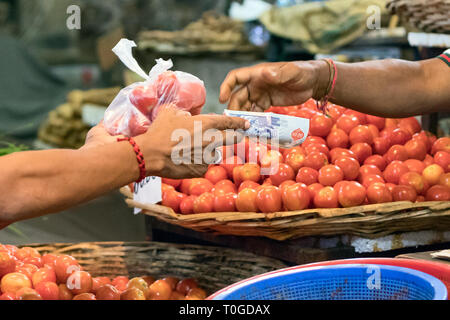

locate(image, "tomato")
[[385, 183, 396, 194], [310, 114, 333, 137], [363, 155, 386, 171], [214, 193, 237, 212], [238, 181, 260, 192], [260, 150, 284, 174], [423, 154, 435, 167], [399, 117, 421, 135], [334, 156, 360, 181], [373, 136, 391, 155], [176, 278, 198, 295], [162, 190, 187, 213], [14, 247, 40, 261], [0, 293, 15, 300], [269, 163, 295, 186], [367, 124, 379, 139], [366, 115, 385, 130], [55, 255, 80, 284], [67, 270, 92, 295], [179, 195, 196, 215], [296, 167, 319, 185], [404, 159, 425, 174], [112, 276, 129, 292], [256, 186, 282, 213], [246, 140, 269, 164], [32, 267, 56, 287], [404, 139, 427, 161], [330, 148, 356, 164], [390, 128, 412, 146], [344, 110, 367, 124], [326, 129, 349, 149], [359, 165, 383, 180], [313, 186, 338, 208], [34, 281, 59, 300], [439, 173, 450, 188], [220, 156, 244, 178], [187, 287, 207, 300], [362, 174, 385, 189], [1, 272, 32, 295], [204, 166, 228, 185], [0, 251, 16, 278], [282, 183, 310, 211], [57, 284, 73, 300], [413, 131, 432, 153], [305, 144, 330, 159], [383, 161, 409, 185], [318, 165, 344, 186], [127, 277, 149, 293], [302, 136, 327, 148], [16, 287, 42, 300], [15, 263, 38, 281], [386, 145, 409, 162], [303, 152, 329, 171], [426, 185, 450, 201], [41, 254, 57, 268], [238, 163, 261, 182], [193, 192, 214, 213], [349, 125, 374, 146], [213, 180, 237, 196], [350, 142, 373, 164], [431, 137, 450, 155], [336, 115, 360, 134], [392, 185, 417, 202], [129, 85, 158, 115], [367, 182, 393, 204], [398, 172, 428, 195], [236, 188, 258, 212], [337, 181, 366, 207], [307, 183, 324, 202], [161, 178, 182, 189], [189, 178, 214, 196], [95, 284, 121, 300], [434, 151, 450, 172], [92, 276, 112, 294], [73, 293, 96, 300], [422, 164, 444, 186]]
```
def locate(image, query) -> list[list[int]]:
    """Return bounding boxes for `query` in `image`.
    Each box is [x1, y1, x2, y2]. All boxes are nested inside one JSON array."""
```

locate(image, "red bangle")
[[117, 137, 146, 183]]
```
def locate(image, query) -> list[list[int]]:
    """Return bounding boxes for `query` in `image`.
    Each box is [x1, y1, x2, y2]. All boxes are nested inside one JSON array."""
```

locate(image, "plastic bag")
[[104, 39, 206, 137]]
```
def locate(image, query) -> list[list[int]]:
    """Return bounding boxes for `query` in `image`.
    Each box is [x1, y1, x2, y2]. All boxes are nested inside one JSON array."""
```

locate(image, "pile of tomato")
[[0, 245, 206, 300], [161, 100, 450, 214]]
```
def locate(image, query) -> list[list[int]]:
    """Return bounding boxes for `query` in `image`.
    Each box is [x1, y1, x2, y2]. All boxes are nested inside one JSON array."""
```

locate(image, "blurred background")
[[0, 0, 449, 245]]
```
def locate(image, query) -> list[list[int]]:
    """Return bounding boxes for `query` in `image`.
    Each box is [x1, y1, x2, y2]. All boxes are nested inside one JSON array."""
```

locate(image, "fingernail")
[[245, 120, 250, 130]]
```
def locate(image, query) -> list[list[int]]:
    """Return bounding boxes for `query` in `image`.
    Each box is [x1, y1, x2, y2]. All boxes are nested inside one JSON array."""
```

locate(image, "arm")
[[220, 56, 450, 117], [0, 106, 248, 225]]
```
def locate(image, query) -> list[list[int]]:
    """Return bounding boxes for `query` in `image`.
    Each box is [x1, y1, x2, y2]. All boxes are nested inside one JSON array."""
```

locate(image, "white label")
[[133, 176, 162, 214], [82, 104, 107, 126]]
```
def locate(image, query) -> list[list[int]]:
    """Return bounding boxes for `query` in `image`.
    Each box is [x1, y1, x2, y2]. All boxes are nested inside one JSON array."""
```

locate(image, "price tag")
[[133, 176, 162, 214]]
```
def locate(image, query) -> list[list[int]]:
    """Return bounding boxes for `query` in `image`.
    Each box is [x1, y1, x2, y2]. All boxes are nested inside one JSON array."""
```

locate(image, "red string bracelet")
[[317, 58, 338, 113], [117, 137, 146, 183]]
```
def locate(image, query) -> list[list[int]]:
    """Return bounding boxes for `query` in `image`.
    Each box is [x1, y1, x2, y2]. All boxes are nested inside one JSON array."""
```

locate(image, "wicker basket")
[[387, 0, 450, 34], [22, 241, 287, 294], [121, 187, 450, 241]]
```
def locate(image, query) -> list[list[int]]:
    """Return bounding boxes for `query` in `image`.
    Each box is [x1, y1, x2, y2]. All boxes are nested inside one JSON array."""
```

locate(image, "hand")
[[134, 105, 250, 179], [81, 121, 124, 150], [219, 61, 329, 111]]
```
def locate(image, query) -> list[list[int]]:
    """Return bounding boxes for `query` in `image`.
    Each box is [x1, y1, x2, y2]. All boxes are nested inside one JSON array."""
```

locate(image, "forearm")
[[0, 139, 158, 223], [317, 58, 450, 117]]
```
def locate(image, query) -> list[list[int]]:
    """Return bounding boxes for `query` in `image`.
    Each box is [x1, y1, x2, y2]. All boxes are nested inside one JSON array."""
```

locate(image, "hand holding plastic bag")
[[104, 39, 206, 137]]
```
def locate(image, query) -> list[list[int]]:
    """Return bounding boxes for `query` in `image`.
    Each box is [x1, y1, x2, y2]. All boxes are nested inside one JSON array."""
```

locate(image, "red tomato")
[[413, 131, 432, 153], [313, 186, 338, 208], [161, 178, 182, 189], [14, 247, 40, 261], [364, 155, 387, 171], [238, 180, 260, 192], [366, 115, 385, 130], [284, 150, 306, 172], [350, 143, 372, 164], [1, 272, 32, 295], [422, 164, 444, 186], [42, 254, 58, 268], [55, 255, 80, 284], [404, 159, 426, 174], [15, 287, 42, 300], [269, 163, 295, 186], [302, 136, 327, 148], [161, 183, 175, 194], [57, 284, 72, 300], [129, 85, 158, 115], [367, 124, 380, 140], [431, 137, 450, 155], [385, 183, 396, 194], [390, 128, 412, 146], [385, 118, 399, 128], [398, 117, 421, 135], [282, 183, 311, 211], [176, 278, 197, 295], [305, 144, 330, 158], [73, 293, 96, 300], [404, 139, 427, 161], [345, 110, 367, 124], [256, 186, 282, 213], [386, 145, 409, 162], [325, 105, 344, 121], [349, 125, 373, 145], [0, 293, 15, 300], [426, 185, 450, 201], [179, 195, 197, 215], [214, 193, 237, 212], [96, 284, 121, 300], [334, 156, 360, 181], [310, 114, 333, 137], [434, 151, 450, 172], [156, 71, 179, 101], [193, 192, 215, 213], [330, 148, 356, 164], [236, 188, 258, 212], [439, 173, 450, 188], [67, 271, 92, 295], [373, 136, 391, 155], [359, 164, 383, 180], [220, 156, 244, 178], [326, 129, 349, 149], [361, 174, 385, 189], [260, 150, 284, 174], [162, 190, 187, 213], [112, 276, 129, 292], [318, 165, 344, 186], [336, 115, 360, 134], [15, 263, 38, 281], [423, 154, 435, 167], [246, 141, 269, 164], [304, 152, 329, 171], [367, 182, 393, 204], [399, 172, 428, 195], [0, 251, 16, 278], [338, 181, 366, 207], [205, 166, 228, 185], [383, 161, 409, 184], [32, 267, 56, 287], [392, 185, 417, 202], [213, 180, 237, 196], [34, 281, 59, 300], [188, 178, 214, 196], [296, 167, 319, 185], [92, 277, 112, 294]]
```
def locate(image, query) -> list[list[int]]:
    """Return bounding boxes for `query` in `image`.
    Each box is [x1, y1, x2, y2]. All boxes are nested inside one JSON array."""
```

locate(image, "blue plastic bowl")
[[210, 264, 448, 300]]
